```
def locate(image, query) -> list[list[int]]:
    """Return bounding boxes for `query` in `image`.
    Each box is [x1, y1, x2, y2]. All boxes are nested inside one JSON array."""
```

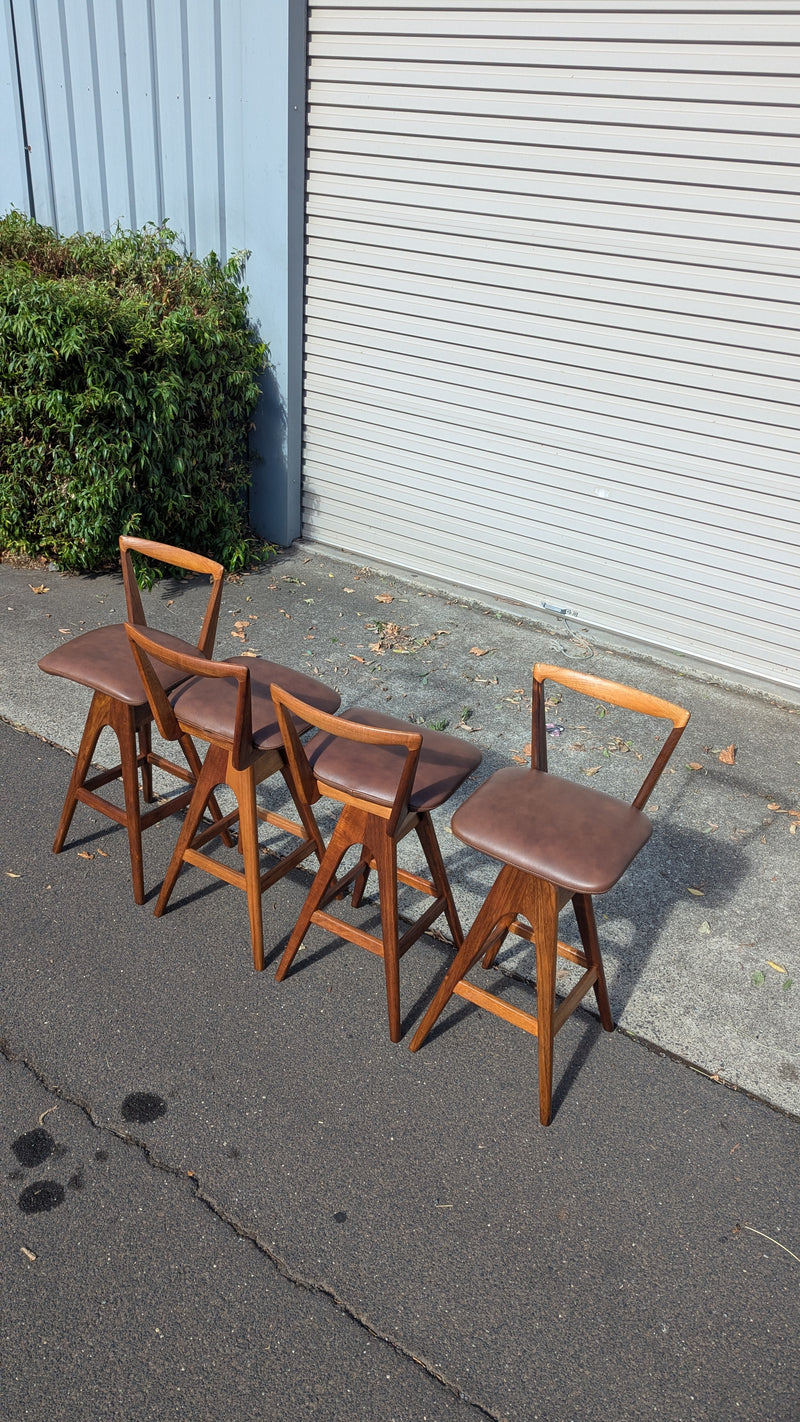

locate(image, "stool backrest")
[[531, 663, 690, 810], [125, 625, 257, 771], [271, 685, 423, 835], [119, 535, 224, 657]]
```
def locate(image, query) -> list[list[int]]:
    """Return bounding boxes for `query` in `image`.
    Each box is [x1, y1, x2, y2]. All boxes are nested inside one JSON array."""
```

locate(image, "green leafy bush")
[[0, 212, 267, 575]]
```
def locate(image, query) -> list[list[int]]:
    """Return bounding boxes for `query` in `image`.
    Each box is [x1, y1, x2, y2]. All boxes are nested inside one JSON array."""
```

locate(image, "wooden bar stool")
[[38, 536, 230, 904], [125, 625, 341, 970], [409, 665, 690, 1124], [270, 686, 482, 1042]]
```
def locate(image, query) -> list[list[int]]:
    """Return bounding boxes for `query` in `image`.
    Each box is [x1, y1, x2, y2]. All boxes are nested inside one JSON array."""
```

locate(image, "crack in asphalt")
[[1, 1038, 504, 1422]]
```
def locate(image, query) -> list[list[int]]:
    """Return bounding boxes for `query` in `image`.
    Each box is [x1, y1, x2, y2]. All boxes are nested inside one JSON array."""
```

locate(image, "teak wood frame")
[[51, 536, 229, 904], [125, 627, 327, 970], [409, 663, 690, 1125], [271, 685, 465, 1043]]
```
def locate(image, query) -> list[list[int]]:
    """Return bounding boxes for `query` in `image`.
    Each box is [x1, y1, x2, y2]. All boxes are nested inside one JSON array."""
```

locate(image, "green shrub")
[[0, 212, 267, 576]]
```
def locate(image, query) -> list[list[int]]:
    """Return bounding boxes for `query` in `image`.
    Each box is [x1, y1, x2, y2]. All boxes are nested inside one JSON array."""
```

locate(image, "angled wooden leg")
[[154, 744, 228, 916], [573, 892, 614, 1032], [275, 809, 357, 982], [374, 831, 402, 1042], [139, 719, 155, 802], [279, 762, 326, 863], [531, 876, 559, 1127], [115, 701, 146, 905], [349, 846, 372, 908], [52, 691, 111, 853], [229, 763, 265, 972], [480, 921, 514, 970], [178, 733, 234, 850], [416, 812, 464, 947], [409, 863, 521, 1052]]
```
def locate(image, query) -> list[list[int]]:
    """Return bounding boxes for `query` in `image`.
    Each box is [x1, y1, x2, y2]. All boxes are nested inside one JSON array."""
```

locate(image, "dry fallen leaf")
[[20, 1247, 36, 1262], [524, 742, 532, 756], [58, 627, 71, 634], [698, 921, 711, 935], [241, 649, 258, 657], [766, 961, 787, 973], [469, 647, 489, 656], [687, 761, 703, 771], [6, 871, 21, 878], [350, 655, 365, 663], [687, 886, 704, 896], [29, 583, 49, 594], [718, 744, 736, 765], [584, 766, 601, 776], [375, 594, 394, 603], [77, 851, 94, 860], [791, 824, 797, 836], [233, 619, 250, 629], [768, 802, 782, 811], [511, 754, 527, 765]]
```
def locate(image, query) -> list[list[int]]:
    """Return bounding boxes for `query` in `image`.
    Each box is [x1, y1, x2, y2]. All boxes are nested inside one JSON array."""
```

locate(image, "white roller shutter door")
[[302, 2, 800, 691]]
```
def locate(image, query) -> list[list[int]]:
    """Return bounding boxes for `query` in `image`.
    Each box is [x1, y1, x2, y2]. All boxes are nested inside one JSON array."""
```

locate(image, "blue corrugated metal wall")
[[0, 0, 303, 545]]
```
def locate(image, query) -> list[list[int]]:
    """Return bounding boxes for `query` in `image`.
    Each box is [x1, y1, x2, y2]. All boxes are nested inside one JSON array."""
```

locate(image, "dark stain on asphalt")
[[120, 1092, 167, 1124], [11, 1128, 54, 1169], [333, 1211, 348, 1224], [68, 1169, 85, 1191], [18, 1180, 66, 1214]]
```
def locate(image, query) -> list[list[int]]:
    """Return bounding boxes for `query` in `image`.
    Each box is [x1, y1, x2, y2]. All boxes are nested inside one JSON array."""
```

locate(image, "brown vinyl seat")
[[38, 536, 229, 904], [125, 626, 341, 970], [270, 688, 483, 1042], [409, 664, 690, 1124]]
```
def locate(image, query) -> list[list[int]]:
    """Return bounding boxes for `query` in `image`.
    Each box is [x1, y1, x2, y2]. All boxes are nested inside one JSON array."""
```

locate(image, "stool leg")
[[409, 864, 520, 1052], [52, 691, 111, 854], [531, 877, 559, 1127], [115, 701, 146, 905], [278, 762, 326, 863], [230, 764, 265, 972], [139, 719, 155, 802], [178, 734, 234, 851], [275, 809, 357, 982], [373, 832, 402, 1042], [155, 745, 228, 917], [349, 847, 372, 908], [416, 812, 464, 947], [573, 893, 614, 1032]]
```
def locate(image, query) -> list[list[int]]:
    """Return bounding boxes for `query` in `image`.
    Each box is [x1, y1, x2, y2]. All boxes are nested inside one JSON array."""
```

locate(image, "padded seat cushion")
[[38, 624, 198, 705], [451, 765, 652, 895], [169, 658, 341, 750], [306, 706, 482, 812]]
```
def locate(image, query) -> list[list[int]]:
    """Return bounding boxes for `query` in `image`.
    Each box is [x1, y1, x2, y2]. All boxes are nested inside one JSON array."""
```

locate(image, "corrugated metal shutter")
[[302, 1, 800, 691]]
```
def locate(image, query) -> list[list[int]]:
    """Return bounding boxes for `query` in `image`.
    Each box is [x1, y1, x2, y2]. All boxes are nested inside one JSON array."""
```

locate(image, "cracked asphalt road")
[[2, 1057, 482, 1422]]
